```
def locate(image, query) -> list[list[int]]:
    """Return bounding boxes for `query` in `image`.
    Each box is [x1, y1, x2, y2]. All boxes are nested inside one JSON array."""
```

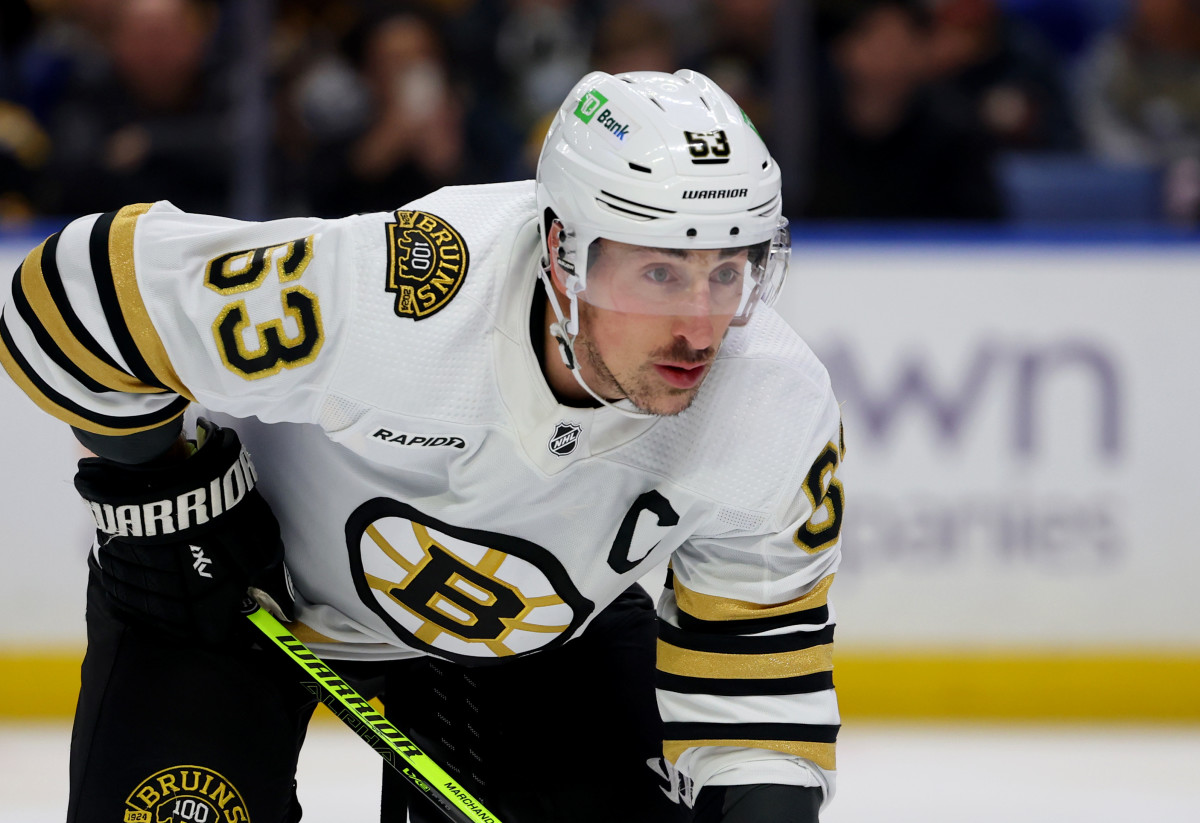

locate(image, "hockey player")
[[0, 70, 843, 822]]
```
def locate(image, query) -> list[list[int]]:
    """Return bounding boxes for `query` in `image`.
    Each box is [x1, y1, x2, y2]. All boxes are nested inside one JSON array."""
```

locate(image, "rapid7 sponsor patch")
[[371, 428, 467, 449]]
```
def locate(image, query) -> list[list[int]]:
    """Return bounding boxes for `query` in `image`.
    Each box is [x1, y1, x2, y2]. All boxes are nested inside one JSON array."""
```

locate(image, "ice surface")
[[3, 720, 1199, 822]]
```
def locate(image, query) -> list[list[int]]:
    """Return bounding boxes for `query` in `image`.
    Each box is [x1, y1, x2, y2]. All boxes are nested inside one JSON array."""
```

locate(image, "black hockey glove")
[[693, 783, 822, 823], [74, 419, 294, 646]]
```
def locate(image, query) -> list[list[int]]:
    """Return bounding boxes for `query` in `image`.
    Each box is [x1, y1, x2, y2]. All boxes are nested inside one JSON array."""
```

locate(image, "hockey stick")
[[241, 599, 502, 823]]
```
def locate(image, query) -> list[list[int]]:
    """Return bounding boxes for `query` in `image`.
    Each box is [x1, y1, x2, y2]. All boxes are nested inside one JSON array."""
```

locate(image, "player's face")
[[572, 241, 745, 416]]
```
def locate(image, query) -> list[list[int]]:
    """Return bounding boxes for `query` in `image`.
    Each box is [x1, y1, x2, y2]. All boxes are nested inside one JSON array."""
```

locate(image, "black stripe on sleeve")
[[676, 604, 831, 635], [9, 264, 112, 395], [663, 722, 840, 745], [659, 619, 834, 655], [40, 230, 134, 376], [0, 314, 189, 431], [656, 670, 835, 697], [88, 210, 166, 390]]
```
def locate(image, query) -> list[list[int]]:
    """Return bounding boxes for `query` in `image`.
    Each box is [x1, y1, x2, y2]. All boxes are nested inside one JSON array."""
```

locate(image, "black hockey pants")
[[67, 573, 690, 822]]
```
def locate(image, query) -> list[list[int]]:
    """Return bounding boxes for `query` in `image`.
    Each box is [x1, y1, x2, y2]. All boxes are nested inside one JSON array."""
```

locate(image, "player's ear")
[[546, 220, 570, 295]]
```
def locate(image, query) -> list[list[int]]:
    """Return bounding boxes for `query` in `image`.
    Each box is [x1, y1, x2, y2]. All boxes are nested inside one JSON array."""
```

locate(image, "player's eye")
[[711, 266, 741, 286], [644, 266, 674, 284]]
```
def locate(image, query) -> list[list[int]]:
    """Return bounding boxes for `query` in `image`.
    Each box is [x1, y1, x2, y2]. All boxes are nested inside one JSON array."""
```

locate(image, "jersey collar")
[[492, 218, 658, 475]]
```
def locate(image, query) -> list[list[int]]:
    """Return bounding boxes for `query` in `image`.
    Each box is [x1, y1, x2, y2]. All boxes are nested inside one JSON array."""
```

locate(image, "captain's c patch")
[[385, 210, 469, 320]]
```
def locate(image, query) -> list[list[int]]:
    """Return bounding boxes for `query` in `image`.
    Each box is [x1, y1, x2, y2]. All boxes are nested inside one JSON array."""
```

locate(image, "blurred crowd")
[[2, 0, 1200, 226]]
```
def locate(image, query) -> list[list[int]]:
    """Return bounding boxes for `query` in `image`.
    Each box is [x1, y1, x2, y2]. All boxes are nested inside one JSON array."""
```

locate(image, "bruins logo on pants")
[[346, 498, 593, 664], [384, 210, 469, 320], [123, 765, 249, 822]]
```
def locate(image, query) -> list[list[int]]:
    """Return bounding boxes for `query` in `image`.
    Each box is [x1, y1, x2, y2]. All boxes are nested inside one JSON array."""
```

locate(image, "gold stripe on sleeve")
[[657, 640, 834, 680], [285, 621, 340, 644], [108, 203, 195, 400], [663, 739, 835, 771], [675, 575, 834, 622], [0, 328, 186, 435], [19, 239, 164, 394]]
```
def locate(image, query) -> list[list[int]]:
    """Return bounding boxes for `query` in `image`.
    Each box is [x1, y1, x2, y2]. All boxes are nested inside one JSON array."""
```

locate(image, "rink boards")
[[2, 226, 1197, 719]]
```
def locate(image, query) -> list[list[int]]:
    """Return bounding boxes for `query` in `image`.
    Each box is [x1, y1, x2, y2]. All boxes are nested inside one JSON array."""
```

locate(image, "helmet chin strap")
[[537, 259, 657, 420]]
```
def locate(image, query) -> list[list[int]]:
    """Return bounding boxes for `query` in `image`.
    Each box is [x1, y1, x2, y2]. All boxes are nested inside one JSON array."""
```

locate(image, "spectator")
[[1001, 0, 1126, 61], [0, 99, 47, 222], [494, 0, 596, 135], [926, 0, 1081, 151], [1075, 0, 1200, 222], [298, 9, 479, 217], [591, 3, 679, 76], [510, 1, 682, 178], [509, 2, 681, 176], [804, 0, 1004, 221], [688, 0, 781, 156], [36, 0, 232, 217], [6, 0, 125, 179], [0, 0, 47, 221]]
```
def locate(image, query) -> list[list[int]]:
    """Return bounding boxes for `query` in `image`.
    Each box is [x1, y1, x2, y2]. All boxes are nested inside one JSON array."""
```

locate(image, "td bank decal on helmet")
[[123, 765, 249, 823], [385, 210, 469, 320], [548, 421, 583, 456], [573, 88, 639, 144]]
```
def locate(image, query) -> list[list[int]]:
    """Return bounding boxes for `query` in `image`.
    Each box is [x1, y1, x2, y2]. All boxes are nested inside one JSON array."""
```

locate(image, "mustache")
[[651, 339, 715, 364]]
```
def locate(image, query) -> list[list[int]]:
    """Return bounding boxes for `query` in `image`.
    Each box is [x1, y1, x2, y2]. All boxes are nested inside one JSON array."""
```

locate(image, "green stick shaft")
[[244, 603, 502, 823]]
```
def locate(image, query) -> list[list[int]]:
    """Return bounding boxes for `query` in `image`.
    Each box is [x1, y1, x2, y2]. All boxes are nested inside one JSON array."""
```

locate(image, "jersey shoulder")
[[400, 180, 537, 236], [719, 304, 833, 397], [349, 180, 537, 320], [319, 182, 538, 426]]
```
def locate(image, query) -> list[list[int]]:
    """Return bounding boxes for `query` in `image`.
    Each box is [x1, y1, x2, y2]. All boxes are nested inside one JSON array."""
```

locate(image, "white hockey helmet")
[[536, 69, 790, 330]]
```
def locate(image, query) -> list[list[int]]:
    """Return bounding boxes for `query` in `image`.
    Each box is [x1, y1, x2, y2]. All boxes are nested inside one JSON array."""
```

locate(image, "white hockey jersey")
[[0, 182, 844, 801]]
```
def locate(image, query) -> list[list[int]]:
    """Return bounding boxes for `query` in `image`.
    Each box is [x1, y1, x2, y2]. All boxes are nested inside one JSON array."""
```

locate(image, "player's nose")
[[670, 311, 716, 351]]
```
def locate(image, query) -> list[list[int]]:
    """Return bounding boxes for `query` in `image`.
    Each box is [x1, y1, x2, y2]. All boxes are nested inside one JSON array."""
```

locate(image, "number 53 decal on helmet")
[[684, 129, 731, 164]]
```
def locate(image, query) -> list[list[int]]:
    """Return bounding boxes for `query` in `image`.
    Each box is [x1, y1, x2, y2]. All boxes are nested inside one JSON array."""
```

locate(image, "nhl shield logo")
[[548, 421, 582, 456], [385, 210, 469, 320]]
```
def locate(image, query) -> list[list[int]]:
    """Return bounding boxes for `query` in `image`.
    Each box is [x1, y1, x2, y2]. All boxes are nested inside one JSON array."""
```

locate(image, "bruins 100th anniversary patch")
[[123, 765, 250, 822], [385, 210, 469, 320]]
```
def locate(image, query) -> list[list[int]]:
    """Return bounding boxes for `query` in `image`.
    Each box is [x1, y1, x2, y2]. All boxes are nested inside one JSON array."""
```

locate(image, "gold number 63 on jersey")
[[205, 236, 324, 379]]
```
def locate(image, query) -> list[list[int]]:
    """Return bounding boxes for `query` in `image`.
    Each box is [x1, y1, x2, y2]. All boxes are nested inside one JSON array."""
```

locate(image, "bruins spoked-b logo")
[[123, 765, 250, 822], [385, 210, 469, 320], [346, 498, 592, 664]]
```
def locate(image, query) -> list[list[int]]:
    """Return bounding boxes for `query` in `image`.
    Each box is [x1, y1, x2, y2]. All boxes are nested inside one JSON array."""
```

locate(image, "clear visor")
[[563, 219, 790, 322]]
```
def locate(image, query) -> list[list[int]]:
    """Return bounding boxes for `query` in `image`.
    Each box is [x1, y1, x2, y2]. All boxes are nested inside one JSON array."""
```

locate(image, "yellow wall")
[[7, 649, 1199, 721]]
